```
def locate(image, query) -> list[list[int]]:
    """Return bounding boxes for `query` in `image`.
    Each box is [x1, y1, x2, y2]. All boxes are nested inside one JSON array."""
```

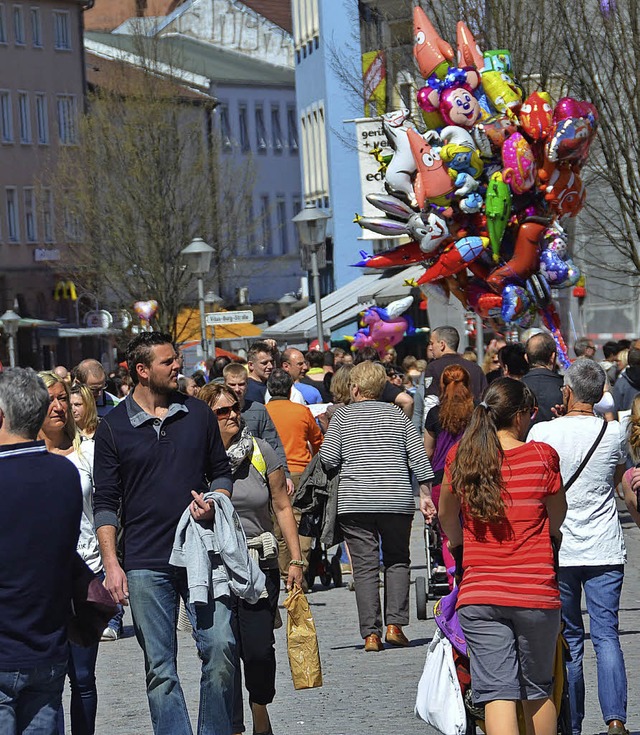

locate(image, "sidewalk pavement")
[[65, 504, 640, 734]]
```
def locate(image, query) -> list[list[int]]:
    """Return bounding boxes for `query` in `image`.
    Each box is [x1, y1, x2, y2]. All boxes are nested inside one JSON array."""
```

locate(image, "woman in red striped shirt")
[[439, 377, 567, 735]]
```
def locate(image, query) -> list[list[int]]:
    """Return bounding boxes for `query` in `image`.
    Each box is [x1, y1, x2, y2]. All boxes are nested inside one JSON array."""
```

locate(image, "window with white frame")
[[18, 92, 31, 143], [42, 188, 54, 242], [63, 194, 80, 241], [13, 4, 24, 44], [292, 0, 319, 54], [218, 103, 231, 151], [35, 93, 48, 144], [277, 196, 289, 254], [53, 10, 70, 50], [0, 91, 12, 142], [261, 195, 272, 255], [287, 105, 298, 153], [300, 102, 329, 202], [24, 187, 36, 242], [255, 104, 267, 152], [238, 104, 250, 152], [30, 6, 41, 47], [0, 5, 7, 43], [6, 188, 19, 241], [271, 104, 283, 153], [57, 95, 77, 144]]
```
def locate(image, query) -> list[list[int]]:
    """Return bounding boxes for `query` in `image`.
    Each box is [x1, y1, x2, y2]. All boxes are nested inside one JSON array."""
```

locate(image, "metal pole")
[[210, 324, 217, 360], [475, 313, 484, 362], [310, 245, 325, 348], [7, 334, 16, 368], [198, 276, 209, 360]]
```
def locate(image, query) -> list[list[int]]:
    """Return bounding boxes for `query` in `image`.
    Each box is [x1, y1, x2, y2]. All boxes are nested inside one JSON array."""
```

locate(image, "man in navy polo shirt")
[[0, 368, 82, 734], [93, 332, 234, 735]]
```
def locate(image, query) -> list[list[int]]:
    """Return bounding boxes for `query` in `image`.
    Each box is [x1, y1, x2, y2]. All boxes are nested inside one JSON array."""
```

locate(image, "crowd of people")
[[2, 325, 640, 735]]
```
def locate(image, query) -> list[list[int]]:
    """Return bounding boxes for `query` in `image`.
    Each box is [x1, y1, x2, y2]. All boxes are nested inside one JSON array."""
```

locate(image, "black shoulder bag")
[[563, 420, 607, 492]]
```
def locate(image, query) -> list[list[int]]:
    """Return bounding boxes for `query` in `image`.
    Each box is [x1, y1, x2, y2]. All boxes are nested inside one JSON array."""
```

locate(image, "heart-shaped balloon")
[[134, 300, 159, 322], [553, 97, 598, 126]]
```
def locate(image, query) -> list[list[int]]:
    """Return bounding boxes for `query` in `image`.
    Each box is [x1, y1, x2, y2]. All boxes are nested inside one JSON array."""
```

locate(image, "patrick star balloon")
[[413, 5, 454, 79]]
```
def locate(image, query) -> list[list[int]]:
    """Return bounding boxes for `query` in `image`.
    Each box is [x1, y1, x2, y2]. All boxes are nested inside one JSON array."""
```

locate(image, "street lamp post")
[[292, 205, 330, 348], [0, 309, 21, 368], [204, 290, 223, 360], [180, 237, 214, 361]]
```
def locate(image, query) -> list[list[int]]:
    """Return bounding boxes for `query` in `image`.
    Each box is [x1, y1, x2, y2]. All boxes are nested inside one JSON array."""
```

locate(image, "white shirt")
[[528, 416, 627, 567], [65, 440, 103, 574], [264, 384, 306, 405]]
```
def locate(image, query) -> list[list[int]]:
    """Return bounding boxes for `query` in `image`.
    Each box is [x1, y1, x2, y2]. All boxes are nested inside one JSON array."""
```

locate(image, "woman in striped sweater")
[[320, 361, 436, 652], [439, 377, 567, 735]]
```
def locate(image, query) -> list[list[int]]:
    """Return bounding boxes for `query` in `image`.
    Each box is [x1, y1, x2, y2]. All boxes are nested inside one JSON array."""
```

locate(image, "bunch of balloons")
[[353, 7, 598, 366]]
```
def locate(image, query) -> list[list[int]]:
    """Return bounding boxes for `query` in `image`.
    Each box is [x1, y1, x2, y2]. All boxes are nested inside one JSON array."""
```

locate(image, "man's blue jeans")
[[127, 568, 236, 735], [558, 565, 627, 734], [0, 661, 67, 734]]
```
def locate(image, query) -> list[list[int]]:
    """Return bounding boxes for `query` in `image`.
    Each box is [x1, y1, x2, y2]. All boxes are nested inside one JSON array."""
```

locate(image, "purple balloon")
[[539, 249, 569, 284]]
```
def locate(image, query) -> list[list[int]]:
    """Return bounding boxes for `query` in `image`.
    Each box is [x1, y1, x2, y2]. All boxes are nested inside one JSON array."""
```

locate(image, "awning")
[[57, 327, 120, 338], [261, 267, 425, 343]]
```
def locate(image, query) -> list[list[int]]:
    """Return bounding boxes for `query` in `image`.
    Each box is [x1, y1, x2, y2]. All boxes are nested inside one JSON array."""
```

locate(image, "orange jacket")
[[266, 397, 323, 473]]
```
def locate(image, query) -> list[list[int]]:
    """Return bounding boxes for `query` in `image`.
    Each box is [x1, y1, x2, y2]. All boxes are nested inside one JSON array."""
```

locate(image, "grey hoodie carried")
[[169, 493, 265, 605]]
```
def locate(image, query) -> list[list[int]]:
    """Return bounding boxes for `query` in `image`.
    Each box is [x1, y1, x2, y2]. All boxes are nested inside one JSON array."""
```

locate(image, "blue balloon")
[[501, 283, 530, 322], [539, 249, 569, 285]]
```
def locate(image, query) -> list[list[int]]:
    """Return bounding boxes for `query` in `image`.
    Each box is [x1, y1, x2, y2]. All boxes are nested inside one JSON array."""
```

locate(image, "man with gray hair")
[[0, 368, 83, 733], [75, 358, 119, 417], [574, 336, 596, 359], [529, 359, 629, 735]]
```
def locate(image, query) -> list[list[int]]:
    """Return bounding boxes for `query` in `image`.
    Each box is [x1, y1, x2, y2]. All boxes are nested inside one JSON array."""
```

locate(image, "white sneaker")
[[100, 627, 119, 642]]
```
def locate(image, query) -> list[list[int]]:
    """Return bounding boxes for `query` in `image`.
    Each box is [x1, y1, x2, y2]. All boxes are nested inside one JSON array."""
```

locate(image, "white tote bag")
[[415, 628, 466, 735]]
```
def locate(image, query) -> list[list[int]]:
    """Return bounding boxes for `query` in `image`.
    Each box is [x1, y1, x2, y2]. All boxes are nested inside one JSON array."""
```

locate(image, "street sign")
[[205, 310, 254, 326]]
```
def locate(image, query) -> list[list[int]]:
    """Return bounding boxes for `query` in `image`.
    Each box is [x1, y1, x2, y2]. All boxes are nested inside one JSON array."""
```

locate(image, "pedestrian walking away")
[[440, 377, 566, 735]]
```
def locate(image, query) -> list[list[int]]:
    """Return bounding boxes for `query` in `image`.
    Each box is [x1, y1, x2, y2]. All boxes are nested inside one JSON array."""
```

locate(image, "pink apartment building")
[[0, 0, 89, 365]]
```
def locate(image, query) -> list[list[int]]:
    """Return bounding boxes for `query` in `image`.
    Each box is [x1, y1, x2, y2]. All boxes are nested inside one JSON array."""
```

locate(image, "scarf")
[[226, 425, 254, 475]]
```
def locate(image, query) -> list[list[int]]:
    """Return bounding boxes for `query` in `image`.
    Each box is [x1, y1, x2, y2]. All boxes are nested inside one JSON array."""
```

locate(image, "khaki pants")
[[272, 472, 312, 586]]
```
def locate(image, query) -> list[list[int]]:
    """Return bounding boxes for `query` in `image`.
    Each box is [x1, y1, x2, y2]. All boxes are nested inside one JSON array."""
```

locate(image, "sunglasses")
[[213, 402, 240, 418]]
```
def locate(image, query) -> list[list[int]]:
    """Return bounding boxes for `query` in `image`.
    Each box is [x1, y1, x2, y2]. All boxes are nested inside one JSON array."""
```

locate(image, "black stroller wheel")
[[415, 575, 428, 620]]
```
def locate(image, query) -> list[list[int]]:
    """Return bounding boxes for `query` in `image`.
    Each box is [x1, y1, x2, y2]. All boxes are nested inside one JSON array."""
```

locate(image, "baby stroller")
[[430, 587, 572, 735], [298, 507, 342, 590], [305, 537, 342, 590], [415, 516, 451, 620]]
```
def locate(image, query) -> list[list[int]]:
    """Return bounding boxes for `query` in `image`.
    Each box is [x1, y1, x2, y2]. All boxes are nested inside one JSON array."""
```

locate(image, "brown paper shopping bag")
[[282, 584, 323, 689]]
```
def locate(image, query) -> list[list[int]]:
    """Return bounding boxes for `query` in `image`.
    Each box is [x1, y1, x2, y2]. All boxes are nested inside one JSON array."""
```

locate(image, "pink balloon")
[[553, 97, 598, 124], [134, 300, 159, 322]]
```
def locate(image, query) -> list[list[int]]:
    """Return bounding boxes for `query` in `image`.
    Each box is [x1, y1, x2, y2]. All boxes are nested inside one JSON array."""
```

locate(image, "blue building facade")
[[86, 0, 305, 310], [291, 0, 365, 293]]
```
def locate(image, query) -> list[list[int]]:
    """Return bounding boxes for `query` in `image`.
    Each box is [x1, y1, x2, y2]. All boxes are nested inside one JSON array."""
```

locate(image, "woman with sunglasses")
[[39, 372, 103, 735], [439, 377, 567, 735], [199, 383, 303, 735]]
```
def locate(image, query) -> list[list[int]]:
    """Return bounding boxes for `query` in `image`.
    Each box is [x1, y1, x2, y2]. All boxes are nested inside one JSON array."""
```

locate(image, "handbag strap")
[[563, 420, 607, 491]]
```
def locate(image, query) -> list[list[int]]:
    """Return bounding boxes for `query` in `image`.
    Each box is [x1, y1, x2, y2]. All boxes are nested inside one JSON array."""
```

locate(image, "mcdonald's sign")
[[53, 281, 78, 301]]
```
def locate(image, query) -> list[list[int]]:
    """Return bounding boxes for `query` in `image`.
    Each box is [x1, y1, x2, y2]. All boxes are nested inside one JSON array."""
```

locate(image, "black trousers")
[[231, 568, 280, 733], [339, 513, 412, 638]]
